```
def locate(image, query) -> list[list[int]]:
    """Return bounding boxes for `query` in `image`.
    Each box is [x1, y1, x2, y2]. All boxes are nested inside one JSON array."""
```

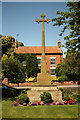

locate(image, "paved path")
[[13, 85, 79, 89]]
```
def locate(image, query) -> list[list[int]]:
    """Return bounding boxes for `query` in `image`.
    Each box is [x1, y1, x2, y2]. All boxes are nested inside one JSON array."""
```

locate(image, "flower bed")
[[13, 90, 77, 107], [13, 98, 77, 107]]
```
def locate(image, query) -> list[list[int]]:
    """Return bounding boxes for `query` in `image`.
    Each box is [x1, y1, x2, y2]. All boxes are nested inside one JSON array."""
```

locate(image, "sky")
[[2, 2, 70, 57]]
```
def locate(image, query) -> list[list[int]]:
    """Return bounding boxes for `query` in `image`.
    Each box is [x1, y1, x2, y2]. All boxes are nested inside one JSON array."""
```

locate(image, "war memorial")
[[27, 13, 63, 103]]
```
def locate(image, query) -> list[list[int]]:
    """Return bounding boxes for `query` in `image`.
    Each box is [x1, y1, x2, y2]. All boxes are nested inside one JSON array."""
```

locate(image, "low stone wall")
[[2, 78, 78, 87], [53, 81, 78, 85], [62, 87, 79, 93]]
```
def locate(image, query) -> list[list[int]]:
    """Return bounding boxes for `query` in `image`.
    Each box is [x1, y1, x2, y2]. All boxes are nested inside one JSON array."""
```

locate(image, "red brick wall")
[[36, 54, 63, 73]]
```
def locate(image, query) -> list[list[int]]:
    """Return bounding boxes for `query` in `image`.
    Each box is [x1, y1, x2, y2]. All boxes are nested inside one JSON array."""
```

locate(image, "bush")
[[40, 92, 53, 104], [62, 89, 72, 98], [18, 92, 29, 105], [72, 93, 80, 102], [2, 88, 22, 98], [63, 95, 70, 102], [58, 75, 68, 83], [2, 85, 28, 98], [2, 58, 26, 85]]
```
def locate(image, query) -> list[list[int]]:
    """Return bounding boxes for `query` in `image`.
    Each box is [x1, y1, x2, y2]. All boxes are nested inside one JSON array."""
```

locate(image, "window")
[[37, 57, 41, 66], [50, 57, 56, 66], [50, 67, 56, 76]]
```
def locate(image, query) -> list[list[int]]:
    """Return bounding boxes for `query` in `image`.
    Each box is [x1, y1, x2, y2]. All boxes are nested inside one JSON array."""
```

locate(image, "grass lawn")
[[2, 100, 79, 119]]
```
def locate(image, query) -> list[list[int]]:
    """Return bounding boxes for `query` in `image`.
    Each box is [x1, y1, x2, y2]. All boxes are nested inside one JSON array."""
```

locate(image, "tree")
[[1, 35, 24, 56], [2, 54, 8, 61], [52, 2, 80, 51], [55, 51, 80, 82], [55, 63, 68, 83], [2, 58, 26, 85]]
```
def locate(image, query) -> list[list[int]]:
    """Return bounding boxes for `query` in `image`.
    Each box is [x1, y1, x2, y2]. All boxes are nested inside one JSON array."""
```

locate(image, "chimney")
[[15, 39, 17, 49], [58, 39, 61, 48]]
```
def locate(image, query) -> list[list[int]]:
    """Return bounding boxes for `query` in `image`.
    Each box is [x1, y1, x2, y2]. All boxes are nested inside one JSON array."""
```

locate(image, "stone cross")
[[36, 13, 51, 86], [36, 13, 51, 73]]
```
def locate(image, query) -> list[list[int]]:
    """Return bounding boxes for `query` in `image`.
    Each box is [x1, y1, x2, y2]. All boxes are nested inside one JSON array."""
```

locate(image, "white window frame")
[[37, 57, 41, 66], [50, 67, 56, 76], [50, 57, 56, 66]]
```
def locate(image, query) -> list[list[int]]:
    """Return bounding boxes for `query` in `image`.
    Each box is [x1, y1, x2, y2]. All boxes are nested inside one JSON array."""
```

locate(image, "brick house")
[[14, 39, 63, 77]]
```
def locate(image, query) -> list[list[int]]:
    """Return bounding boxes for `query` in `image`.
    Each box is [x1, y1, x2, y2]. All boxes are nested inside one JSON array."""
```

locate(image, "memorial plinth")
[[27, 86, 63, 103]]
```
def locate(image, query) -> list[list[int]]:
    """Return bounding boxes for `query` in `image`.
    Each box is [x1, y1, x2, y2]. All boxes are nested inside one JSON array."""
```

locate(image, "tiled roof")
[[14, 46, 63, 54]]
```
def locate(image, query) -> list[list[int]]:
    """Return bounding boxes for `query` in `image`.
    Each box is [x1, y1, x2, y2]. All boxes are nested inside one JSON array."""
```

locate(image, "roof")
[[14, 46, 63, 54]]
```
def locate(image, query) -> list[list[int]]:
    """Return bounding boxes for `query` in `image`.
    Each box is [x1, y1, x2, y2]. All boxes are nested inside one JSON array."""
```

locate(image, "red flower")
[[14, 101, 17, 104], [52, 102, 56, 105], [68, 100, 73, 104], [16, 99, 19, 102], [64, 94, 66, 96], [37, 101, 41, 105], [70, 97, 74, 101]]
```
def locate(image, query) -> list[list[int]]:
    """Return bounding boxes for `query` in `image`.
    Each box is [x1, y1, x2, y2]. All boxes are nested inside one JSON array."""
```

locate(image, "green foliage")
[[2, 86, 22, 98], [14, 53, 39, 78], [40, 92, 53, 104], [61, 88, 80, 102], [26, 54, 38, 78], [62, 89, 72, 96], [2, 54, 8, 61], [1, 35, 24, 56], [55, 64, 62, 76], [2, 58, 26, 84], [62, 88, 72, 101], [14, 53, 27, 62], [71, 93, 80, 102], [18, 92, 29, 105], [63, 95, 70, 102], [52, 2, 80, 51], [58, 75, 68, 83], [55, 51, 80, 82]]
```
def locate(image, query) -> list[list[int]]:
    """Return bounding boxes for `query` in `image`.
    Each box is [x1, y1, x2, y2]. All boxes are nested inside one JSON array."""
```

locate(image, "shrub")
[[72, 93, 80, 102], [63, 95, 70, 102], [40, 92, 53, 104], [58, 75, 68, 83], [18, 92, 29, 105], [2, 58, 26, 85], [62, 89, 72, 98], [2, 88, 21, 98]]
